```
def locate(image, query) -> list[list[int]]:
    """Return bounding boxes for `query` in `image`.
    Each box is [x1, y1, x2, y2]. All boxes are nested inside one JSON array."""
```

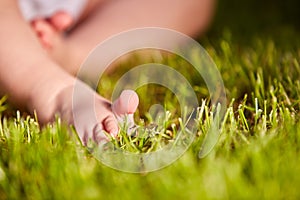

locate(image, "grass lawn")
[[1, 1, 300, 199]]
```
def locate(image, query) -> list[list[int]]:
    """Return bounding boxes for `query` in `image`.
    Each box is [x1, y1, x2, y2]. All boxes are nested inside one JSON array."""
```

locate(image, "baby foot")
[[31, 11, 73, 49], [56, 82, 139, 146], [30, 13, 73, 74], [94, 90, 139, 144]]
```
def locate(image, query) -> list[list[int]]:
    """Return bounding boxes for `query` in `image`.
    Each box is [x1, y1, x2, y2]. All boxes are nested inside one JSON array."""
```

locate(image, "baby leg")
[[47, 0, 215, 75], [0, 1, 139, 146]]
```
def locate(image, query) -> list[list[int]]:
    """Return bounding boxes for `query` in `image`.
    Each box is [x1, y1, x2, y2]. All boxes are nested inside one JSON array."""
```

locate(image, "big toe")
[[112, 90, 139, 116], [50, 11, 74, 31]]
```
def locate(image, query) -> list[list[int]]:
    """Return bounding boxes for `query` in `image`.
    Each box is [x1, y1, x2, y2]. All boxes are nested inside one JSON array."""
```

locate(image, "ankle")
[[27, 66, 75, 123]]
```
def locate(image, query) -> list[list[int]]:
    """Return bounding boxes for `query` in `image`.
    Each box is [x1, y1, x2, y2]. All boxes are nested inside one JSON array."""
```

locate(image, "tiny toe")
[[31, 19, 55, 48], [103, 115, 119, 137], [93, 123, 107, 143], [112, 90, 139, 115], [32, 19, 53, 34]]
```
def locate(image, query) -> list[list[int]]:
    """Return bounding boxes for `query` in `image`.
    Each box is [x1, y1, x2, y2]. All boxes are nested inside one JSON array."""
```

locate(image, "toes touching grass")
[[1, 6, 300, 198], [1, 30, 300, 199]]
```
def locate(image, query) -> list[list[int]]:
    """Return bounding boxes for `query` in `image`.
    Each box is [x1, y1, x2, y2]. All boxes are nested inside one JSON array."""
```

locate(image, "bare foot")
[[30, 14, 74, 74], [28, 12, 141, 145], [54, 82, 139, 145], [30, 11, 73, 49]]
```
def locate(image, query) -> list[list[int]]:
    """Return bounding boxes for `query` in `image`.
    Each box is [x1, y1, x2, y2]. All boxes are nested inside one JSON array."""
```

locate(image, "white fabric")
[[18, 0, 87, 21]]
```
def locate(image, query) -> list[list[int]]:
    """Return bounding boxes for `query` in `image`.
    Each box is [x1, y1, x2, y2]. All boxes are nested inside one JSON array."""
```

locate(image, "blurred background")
[[207, 0, 300, 43]]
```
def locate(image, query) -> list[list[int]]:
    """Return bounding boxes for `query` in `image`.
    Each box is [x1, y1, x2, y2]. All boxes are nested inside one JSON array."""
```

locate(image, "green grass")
[[1, 2, 300, 199]]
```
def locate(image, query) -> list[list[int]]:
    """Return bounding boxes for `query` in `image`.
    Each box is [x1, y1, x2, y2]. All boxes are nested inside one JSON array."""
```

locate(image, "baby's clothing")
[[18, 0, 87, 21]]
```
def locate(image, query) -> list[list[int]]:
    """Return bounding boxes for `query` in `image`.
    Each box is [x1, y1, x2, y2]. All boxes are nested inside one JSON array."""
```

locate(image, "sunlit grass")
[[1, 28, 300, 199]]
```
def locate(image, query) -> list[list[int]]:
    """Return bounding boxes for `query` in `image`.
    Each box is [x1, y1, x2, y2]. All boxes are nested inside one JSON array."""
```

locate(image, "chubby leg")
[[51, 0, 215, 75], [29, 15, 141, 144], [0, 0, 139, 145]]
